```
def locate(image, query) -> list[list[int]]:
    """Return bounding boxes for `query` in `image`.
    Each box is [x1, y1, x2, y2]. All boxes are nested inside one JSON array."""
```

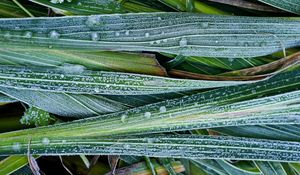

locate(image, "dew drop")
[[244, 42, 249, 47], [4, 32, 11, 40], [121, 114, 127, 123], [24, 31, 33, 38], [49, 30, 60, 39], [251, 89, 256, 94], [59, 64, 86, 74], [94, 87, 100, 93], [156, 40, 161, 44], [12, 142, 21, 151], [200, 22, 209, 28], [159, 106, 167, 113], [228, 58, 234, 62], [179, 38, 187, 47], [163, 39, 168, 43], [158, 17, 162, 20], [91, 32, 99, 41], [115, 32, 120, 36], [86, 16, 100, 29], [125, 31, 130, 36], [145, 33, 150, 37], [77, 2, 82, 5], [42, 138, 50, 145], [144, 112, 151, 119], [147, 138, 154, 143], [124, 144, 130, 149]]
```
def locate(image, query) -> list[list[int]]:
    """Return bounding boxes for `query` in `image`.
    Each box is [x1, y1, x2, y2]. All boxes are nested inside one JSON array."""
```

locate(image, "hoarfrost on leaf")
[[20, 106, 52, 127]]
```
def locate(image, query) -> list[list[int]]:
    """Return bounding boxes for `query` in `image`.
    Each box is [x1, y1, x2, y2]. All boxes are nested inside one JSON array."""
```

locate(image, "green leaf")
[[30, 0, 127, 15], [0, 65, 249, 95], [0, 88, 128, 117], [259, 0, 300, 15], [217, 160, 259, 175], [0, 49, 167, 76], [191, 159, 228, 175], [290, 163, 300, 174], [109, 159, 185, 175], [1, 134, 300, 162], [0, 155, 39, 175], [254, 161, 288, 175], [30, 0, 162, 15], [213, 125, 300, 142], [1, 13, 299, 58], [0, 0, 47, 18], [158, 0, 228, 14], [0, 93, 17, 103]]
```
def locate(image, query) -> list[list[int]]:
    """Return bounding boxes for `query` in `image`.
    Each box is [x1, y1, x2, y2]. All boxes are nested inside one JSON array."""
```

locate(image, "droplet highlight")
[[49, 30, 60, 39], [12, 142, 21, 151], [91, 32, 99, 41], [159, 106, 167, 113], [179, 38, 188, 47], [121, 114, 127, 123], [42, 138, 50, 145], [144, 112, 151, 119], [24, 31, 33, 38]]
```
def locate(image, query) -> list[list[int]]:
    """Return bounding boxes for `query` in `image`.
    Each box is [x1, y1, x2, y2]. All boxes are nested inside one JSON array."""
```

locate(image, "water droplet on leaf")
[[49, 30, 60, 39], [200, 22, 209, 28], [159, 106, 167, 113], [91, 32, 99, 41], [121, 114, 127, 123], [144, 112, 151, 119], [24, 31, 33, 38], [179, 38, 187, 47], [12, 143, 21, 151], [42, 138, 50, 145]]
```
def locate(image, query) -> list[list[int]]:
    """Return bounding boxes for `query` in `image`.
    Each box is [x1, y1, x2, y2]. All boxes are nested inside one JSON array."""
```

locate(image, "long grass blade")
[[1, 134, 300, 162], [1, 13, 299, 58], [0, 65, 249, 95]]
